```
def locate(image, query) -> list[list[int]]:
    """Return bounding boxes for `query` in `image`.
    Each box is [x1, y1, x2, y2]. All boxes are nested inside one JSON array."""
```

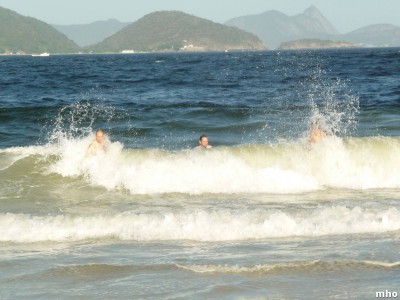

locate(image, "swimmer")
[[87, 129, 107, 155], [197, 134, 212, 149], [309, 121, 327, 144]]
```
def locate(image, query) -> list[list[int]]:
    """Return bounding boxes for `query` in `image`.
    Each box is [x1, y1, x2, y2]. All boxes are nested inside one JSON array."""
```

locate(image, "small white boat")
[[32, 52, 50, 57]]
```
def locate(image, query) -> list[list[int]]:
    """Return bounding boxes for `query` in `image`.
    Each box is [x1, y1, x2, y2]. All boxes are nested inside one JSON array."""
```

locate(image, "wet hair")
[[199, 134, 207, 142]]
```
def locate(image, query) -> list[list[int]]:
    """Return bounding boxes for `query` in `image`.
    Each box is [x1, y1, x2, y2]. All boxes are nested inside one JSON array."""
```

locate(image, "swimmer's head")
[[199, 134, 209, 148], [311, 117, 324, 129], [96, 129, 105, 143]]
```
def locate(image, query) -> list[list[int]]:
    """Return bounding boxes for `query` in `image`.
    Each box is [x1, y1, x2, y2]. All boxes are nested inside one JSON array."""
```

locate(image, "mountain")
[[53, 19, 130, 47], [89, 11, 266, 53], [340, 24, 400, 47], [226, 6, 400, 49], [0, 6, 80, 54], [225, 6, 339, 49]]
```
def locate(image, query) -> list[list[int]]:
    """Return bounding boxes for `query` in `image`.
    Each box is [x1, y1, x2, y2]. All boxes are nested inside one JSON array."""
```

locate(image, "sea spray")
[[253, 52, 360, 143], [306, 68, 359, 137], [45, 100, 135, 146]]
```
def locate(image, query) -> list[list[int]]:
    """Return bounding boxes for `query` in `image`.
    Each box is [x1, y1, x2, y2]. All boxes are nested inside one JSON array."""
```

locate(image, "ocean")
[[0, 48, 399, 299]]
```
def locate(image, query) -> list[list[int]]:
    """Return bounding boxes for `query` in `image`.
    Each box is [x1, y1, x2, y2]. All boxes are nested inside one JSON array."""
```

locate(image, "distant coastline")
[[1, 5, 400, 54], [278, 39, 357, 50]]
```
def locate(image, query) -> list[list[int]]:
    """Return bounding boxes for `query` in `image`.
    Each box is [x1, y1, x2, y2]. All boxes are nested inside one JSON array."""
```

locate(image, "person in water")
[[309, 121, 327, 144], [87, 129, 107, 155], [198, 134, 212, 149]]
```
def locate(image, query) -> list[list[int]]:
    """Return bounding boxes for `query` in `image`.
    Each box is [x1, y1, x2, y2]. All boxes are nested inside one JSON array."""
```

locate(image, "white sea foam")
[[2, 135, 400, 194], [178, 260, 400, 274], [43, 135, 400, 194], [177, 261, 320, 274], [364, 261, 400, 268], [1, 206, 399, 243]]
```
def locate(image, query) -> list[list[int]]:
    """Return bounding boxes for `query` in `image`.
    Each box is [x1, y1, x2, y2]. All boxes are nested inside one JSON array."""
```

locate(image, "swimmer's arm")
[[86, 141, 96, 155]]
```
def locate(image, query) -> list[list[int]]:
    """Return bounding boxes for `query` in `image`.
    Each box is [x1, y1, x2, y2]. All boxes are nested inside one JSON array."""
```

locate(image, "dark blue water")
[[1, 48, 399, 149]]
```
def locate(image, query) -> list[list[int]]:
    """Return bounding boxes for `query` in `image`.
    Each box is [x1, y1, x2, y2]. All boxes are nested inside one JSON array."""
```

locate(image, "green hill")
[[89, 11, 267, 53], [0, 6, 80, 54]]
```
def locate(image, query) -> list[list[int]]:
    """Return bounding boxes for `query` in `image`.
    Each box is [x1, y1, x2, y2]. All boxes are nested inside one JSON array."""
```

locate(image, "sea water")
[[0, 49, 399, 299]]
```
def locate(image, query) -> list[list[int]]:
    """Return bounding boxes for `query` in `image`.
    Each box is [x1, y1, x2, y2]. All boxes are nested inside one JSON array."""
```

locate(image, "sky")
[[0, 0, 399, 33]]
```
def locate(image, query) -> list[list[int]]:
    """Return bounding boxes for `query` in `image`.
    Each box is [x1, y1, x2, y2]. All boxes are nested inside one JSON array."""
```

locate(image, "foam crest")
[[2, 136, 400, 194], [0, 145, 59, 171], [48, 138, 319, 194], [178, 261, 320, 274], [47, 136, 400, 194], [178, 260, 400, 274], [1, 206, 399, 243]]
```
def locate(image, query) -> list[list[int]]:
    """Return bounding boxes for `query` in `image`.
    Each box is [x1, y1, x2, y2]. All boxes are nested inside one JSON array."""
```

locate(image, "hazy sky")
[[0, 0, 399, 33]]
